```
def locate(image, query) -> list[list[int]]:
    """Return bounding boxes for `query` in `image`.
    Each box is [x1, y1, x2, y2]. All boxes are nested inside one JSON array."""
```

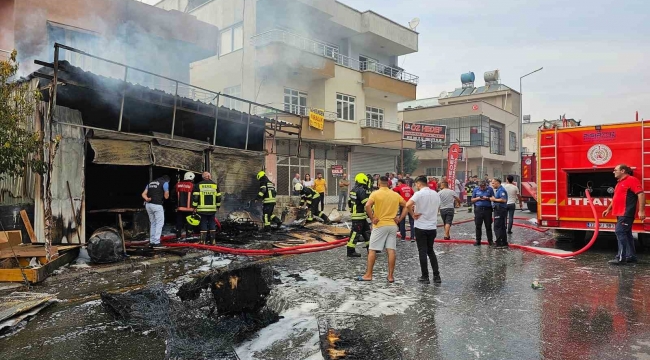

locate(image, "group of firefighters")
[[148, 169, 372, 250]]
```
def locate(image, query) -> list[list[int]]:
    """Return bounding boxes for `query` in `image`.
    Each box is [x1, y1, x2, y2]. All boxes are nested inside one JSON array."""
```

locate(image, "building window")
[[365, 106, 384, 128], [220, 23, 243, 56], [284, 88, 307, 115], [490, 125, 505, 155], [509, 131, 517, 151], [494, 168, 503, 181], [425, 168, 445, 177], [223, 85, 241, 111], [336, 94, 355, 121]]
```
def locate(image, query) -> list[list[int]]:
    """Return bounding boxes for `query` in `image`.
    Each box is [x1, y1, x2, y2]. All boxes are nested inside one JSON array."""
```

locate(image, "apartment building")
[[155, 0, 419, 202], [0, 0, 218, 83], [399, 71, 521, 182]]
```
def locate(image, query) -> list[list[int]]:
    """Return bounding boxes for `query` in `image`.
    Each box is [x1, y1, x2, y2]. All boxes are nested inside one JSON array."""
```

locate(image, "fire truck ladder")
[[642, 120, 650, 206], [539, 126, 559, 219]]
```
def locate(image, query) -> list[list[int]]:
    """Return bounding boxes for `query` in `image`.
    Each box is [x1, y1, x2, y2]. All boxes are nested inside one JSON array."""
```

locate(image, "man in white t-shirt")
[[503, 175, 523, 234], [406, 175, 442, 284]]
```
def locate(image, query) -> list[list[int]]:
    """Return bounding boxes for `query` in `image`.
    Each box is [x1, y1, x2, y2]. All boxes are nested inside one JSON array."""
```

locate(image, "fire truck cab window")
[[567, 171, 617, 198]]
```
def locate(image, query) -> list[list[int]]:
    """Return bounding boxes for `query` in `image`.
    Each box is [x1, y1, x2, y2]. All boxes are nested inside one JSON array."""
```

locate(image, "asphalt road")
[[2, 214, 650, 360]]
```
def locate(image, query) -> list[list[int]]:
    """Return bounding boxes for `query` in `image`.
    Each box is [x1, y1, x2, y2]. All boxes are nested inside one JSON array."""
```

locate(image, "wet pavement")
[[2, 214, 650, 360]]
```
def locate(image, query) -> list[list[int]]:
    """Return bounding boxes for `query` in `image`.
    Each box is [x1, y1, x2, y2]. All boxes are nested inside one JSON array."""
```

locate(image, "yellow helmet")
[[256, 171, 266, 180], [186, 214, 201, 226], [354, 173, 369, 185]]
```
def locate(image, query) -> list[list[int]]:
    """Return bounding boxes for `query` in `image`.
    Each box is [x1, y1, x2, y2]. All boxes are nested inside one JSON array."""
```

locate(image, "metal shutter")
[[350, 153, 396, 176]]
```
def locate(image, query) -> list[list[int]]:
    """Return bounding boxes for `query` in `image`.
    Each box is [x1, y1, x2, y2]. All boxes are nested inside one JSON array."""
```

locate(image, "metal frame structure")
[[35, 43, 303, 154]]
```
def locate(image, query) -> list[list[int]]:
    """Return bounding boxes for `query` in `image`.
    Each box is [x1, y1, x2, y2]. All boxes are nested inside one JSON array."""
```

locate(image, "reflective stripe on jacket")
[[348, 185, 369, 220], [192, 180, 221, 213]]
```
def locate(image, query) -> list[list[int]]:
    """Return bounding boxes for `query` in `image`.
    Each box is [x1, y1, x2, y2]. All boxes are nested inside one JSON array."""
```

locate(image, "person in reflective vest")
[[256, 171, 283, 231], [175, 172, 196, 239], [346, 173, 372, 258], [192, 171, 221, 244], [294, 183, 330, 224]]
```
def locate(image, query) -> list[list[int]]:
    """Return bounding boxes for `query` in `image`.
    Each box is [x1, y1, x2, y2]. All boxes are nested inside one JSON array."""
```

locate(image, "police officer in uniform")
[[490, 178, 509, 248], [175, 172, 196, 239], [142, 175, 170, 247], [256, 171, 283, 231], [294, 183, 330, 224], [471, 180, 495, 246], [346, 173, 372, 258], [192, 171, 221, 244]]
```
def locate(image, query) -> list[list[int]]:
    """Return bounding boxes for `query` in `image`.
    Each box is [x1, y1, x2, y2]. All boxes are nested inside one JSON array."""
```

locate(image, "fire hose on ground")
[[160, 191, 599, 258]]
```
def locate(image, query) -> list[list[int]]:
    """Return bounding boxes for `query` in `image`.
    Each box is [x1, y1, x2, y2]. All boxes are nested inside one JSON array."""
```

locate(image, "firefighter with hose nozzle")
[[256, 171, 283, 232], [345, 173, 372, 258], [294, 183, 330, 224]]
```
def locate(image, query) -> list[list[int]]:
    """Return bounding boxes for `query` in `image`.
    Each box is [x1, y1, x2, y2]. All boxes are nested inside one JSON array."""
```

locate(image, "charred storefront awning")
[[3, 43, 304, 244]]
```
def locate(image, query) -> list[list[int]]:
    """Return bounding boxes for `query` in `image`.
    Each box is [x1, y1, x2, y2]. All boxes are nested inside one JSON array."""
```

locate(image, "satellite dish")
[[439, 91, 448, 98], [408, 18, 420, 31]]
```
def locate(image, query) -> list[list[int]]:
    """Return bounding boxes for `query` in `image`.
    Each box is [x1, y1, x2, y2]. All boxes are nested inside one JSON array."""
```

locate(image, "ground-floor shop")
[[414, 158, 518, 182]]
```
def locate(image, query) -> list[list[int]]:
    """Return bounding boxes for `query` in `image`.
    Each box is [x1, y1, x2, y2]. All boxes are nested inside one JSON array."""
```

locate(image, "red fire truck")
[[537, 120, 650, 242]]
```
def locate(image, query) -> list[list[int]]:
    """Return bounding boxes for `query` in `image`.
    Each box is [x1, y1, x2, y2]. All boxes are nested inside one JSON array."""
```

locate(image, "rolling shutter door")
[[350, 153, 396, 176]]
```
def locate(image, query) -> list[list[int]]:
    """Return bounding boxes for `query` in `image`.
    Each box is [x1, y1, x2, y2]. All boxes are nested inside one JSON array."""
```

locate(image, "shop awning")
[[88, 139, 152, 166]]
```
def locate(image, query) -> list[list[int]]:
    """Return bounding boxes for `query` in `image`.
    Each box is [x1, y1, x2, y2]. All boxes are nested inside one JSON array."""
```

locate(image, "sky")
[[142, 0, 650, 125]]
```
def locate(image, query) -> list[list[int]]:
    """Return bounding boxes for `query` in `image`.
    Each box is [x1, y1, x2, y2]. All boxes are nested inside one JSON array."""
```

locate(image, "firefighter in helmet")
[[294, 183, 330, 224], [256, 171, 283, 231], [346, 173, 372, 257], [175, 171, 196, 239], [192, 171, 221, 244]]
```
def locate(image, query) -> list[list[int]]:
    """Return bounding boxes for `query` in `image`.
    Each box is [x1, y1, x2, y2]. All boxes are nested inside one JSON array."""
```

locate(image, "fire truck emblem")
[[587, 144, 612, 165], [525, 158, 532, 165]]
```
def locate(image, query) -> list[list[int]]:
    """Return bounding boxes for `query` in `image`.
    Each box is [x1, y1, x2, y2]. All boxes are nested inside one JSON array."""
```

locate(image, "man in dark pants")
[[346, 173, 371, 257], [256, 171, 283, 232], [405, 176, 442, 283], [503, 175, 522, 234], [490, 178, 509, 248], [465, 176, 478, 211], [471, 180, 494, 246], [393, 179, 414, 241], [602, 164, 646, 265], [295, 183, 330, 224], [192, 172, 221, 244]]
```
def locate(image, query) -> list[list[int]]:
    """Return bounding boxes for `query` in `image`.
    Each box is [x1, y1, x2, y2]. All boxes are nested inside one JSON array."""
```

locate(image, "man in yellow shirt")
[[357, 176, 407, 283], [314, 173, 327, 212]]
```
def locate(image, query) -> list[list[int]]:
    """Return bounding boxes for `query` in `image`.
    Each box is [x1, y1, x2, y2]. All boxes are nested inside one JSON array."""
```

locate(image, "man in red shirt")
[[394, 179, 415, 241], [602, 164, 646, 265], [427, 177, 438, 191]]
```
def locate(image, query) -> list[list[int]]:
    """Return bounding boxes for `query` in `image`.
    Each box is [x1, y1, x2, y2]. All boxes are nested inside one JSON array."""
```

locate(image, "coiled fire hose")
[[162, 190, 598, 258]]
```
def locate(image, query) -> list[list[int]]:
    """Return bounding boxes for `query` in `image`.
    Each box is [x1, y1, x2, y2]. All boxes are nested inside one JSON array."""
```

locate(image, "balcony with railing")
[[358, 118, 414, 149], [251, 29, 419, 86]]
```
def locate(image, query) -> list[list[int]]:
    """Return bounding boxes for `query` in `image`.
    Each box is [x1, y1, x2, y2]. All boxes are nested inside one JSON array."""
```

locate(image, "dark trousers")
[[494, 206, 508, 245], [506, 204, 516, 233], [399, 211, 415, 240], [175, 210, 192, 234], [199, 213, 216, 231], [414, 228, 439, 278], [474, 206, 493, 244], [347, 220, 371, 249], [262, 203, 277, 227], [318, 192, 325, 212], [615, 216, 636, 260]]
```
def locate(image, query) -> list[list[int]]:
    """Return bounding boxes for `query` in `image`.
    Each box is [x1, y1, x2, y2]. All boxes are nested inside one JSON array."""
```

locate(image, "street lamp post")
[[519, 67, 543, 191]]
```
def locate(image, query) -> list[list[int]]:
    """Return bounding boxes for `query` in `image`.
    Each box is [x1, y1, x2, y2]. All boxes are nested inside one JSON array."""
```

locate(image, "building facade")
[[155, 0, 419, 203], [399, 71, 521, 182]]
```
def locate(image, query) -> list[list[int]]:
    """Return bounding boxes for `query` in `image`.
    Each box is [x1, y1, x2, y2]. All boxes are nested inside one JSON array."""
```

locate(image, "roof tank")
[[460, 72, 475, 84]]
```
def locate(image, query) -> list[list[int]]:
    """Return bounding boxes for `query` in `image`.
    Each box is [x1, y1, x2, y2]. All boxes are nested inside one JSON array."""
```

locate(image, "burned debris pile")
[[101, 264, 280, 359]]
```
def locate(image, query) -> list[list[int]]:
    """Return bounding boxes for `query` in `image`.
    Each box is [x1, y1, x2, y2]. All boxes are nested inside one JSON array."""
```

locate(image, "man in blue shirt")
[[471, 180, 494, 246], [142, 175, 170, 247], [490, 178, 509, 248]]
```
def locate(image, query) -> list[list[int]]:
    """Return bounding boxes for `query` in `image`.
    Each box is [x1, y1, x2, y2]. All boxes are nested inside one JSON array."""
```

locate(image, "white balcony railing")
[[359, 118, 402, 132], [251, 29, 419, 85]]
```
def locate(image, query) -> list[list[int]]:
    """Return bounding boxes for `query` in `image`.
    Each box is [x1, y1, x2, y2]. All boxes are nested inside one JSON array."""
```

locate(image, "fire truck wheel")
[[554, 230, 586, 244], [572, 230, 587, 244], [526, 201, 537, 213]]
